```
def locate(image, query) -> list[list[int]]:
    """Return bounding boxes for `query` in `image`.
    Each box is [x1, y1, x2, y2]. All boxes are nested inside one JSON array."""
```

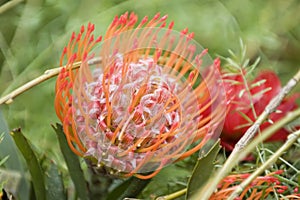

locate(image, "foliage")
[[0, 0, 300, 200]]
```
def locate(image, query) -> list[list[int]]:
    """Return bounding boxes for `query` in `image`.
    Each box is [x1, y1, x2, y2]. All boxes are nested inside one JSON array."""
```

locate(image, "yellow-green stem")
[[0, 0, 23, 14], [0, 57, 102, 105], [156, 188, 187, 200]]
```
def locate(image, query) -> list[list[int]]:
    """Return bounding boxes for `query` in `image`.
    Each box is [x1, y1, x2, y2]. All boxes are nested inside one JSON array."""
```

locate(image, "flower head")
[[55, 12, 226, 179], [211, 170, 290, 199], [221, 70, 300, 151]]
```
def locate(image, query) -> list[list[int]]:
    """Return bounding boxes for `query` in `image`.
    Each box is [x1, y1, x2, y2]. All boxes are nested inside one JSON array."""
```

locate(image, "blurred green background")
[[0, 0, 299, 198]]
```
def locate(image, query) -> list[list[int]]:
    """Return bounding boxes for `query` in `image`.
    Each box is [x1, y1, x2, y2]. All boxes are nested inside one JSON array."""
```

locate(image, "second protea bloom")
[[211, 170, 291, 199], [221, 70, 300, 151], [55, 12, 226, 179]]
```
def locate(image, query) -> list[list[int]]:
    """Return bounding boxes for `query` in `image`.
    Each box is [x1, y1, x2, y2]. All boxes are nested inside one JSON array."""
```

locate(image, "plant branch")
[[156, 188, 187, 200], [0, 57, 102, 105], [0, 0, 23, 14], [228, 129, 300, 199], [198, 69, 300, 199]]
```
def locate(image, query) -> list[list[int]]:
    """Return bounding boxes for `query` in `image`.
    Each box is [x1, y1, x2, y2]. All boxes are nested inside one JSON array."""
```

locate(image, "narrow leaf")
[[252, 87, 272, 98], [45, 161, 67, 200], [52, 123, 89, 200], [186, 140, 221, 200], [106, 178, 133, 200], [236, 110, 254, 124], [0, 155, 9, 166], [246, 57, 261, 76], [116, 177, 151, 200], [250, 79, 266, 89], [226, 58, 241, 70], [10, 128, 46, 200]]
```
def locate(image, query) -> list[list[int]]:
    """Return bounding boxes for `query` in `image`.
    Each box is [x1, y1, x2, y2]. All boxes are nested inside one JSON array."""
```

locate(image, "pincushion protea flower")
[[55, 12, 226, 179], [221, 70, 300, 151], [211, 170, 291, 199]]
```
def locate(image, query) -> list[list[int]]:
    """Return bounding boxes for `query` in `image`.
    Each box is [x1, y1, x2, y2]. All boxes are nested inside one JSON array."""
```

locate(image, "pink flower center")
[[72, 54, 199, 173]]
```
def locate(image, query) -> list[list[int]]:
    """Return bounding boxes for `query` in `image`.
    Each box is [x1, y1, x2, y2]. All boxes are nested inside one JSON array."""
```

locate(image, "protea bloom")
[[211, 170, 291, 199], [221, 70, 300, 151], [55, 12, 225, 179]]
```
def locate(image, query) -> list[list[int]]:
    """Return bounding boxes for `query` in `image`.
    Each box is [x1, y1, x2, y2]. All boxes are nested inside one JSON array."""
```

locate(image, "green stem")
[[0, 0, 23, 14], [156, 188, 187, 200], [0, 57, 101, 105]]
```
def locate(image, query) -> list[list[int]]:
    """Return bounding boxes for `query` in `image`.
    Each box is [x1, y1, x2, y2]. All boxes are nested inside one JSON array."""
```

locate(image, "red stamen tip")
[[154, 13, 160, 20], [214, 57, 221, 69], [89, 23, 95, 32], [200, 48, 208, 57], [60, 67, 66, 73], [70, 32, 76, 41], [128, 17, 137, 26], [188, 32, 194, 39], [160, 15, 168, 21], [160, 22, 166, 28], [168, 21, 174, 29], [96, 36, 102, 43], [181, 28, 188, 35], [141, 16, 148, 24], [89, 35, 94, 43], [70, 53, 77, 62], [62, 47, 67, 54], [76, 33, 82, 42], [112, 16, 119, 26], [80, 25, 85, 33], [123, 11, 128, 19], [129, 12, 135, 19], [120, 15, 127, 24]]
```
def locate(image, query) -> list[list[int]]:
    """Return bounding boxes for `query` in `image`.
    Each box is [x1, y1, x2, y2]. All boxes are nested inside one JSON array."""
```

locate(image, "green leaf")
[[11, 128, 46, 200], [140, 162, 191, 199], [52, 123, 89, 200], [107, 179, 133, 200], [186, 140, 221, 200], [0, 110, 29, 200], [116, 177, 151, 200], [44, 160, 67, 200]]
